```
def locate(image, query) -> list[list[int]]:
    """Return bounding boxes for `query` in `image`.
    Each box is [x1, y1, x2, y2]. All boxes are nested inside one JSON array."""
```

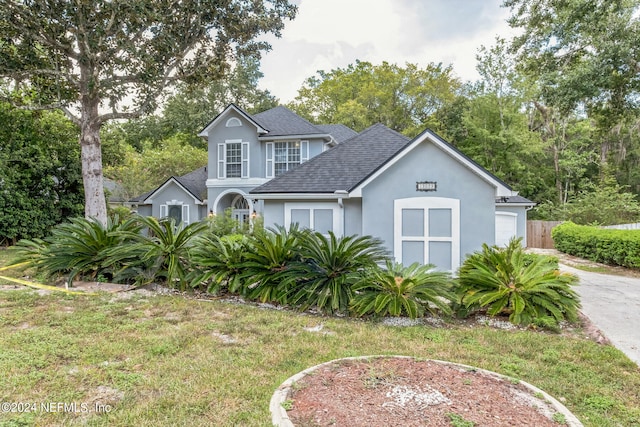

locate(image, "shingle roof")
[[130, 166, 207, 203], [175, 166, 207, 201], [252, 106, 328, 137], [315, 124, 359, 143], [251, 124, 410, 194], [495, 195, 535, 205]]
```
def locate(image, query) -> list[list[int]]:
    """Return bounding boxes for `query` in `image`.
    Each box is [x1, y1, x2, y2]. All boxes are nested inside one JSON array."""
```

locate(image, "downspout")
[[334, 190, 348, 236]]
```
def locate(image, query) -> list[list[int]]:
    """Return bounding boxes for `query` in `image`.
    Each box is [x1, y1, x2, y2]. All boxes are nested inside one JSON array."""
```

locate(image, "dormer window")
[[226, 117, 242, 127], [266, 140, 309, 178]]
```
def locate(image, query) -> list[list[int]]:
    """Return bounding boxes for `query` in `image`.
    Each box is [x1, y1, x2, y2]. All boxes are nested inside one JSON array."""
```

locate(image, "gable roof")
[[199, 104, 351, 144], [174, 166, 208, 200], [198, 104, 268, 137], [250, 123, 410, 194], [315, 124, 359, 143], [252, 106, 326, 137], [349, 128, 515, 198], [251, 125, 527, 199], [131, 166, 207, 204]]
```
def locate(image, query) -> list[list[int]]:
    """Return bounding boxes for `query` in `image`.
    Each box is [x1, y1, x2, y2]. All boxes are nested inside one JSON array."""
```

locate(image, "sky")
[[258, 0, 519, 103]]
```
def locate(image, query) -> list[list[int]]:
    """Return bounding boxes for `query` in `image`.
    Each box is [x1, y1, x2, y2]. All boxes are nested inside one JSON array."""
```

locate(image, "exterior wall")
[[360, 141, 496, 263], [135, 205, 152, 217], [495, 205, 528, 242], [343, 198, 363, 236], [207, 113, 261, 180], [263, 201, 285, 228], [204, 111, 330, 215], [147, 181, 201, 224], [262, 199, 356, 236]]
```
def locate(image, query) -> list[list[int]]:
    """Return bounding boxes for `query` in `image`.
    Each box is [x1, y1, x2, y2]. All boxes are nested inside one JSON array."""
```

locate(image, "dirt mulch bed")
[[286, 357, 571, 427]]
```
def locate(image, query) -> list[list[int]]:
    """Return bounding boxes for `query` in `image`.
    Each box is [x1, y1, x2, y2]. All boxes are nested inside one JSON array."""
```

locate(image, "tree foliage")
[[0, 0, 297, 224], [289, 60, 461, 135], [103, 134, 207, 201], [0, 103, 83, 244], [101, 57, 279, 150]]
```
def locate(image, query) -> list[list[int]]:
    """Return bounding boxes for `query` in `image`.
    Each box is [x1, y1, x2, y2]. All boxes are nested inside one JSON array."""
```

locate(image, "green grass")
[[0, 289, 639, 425], [2, 236, 636, 427]]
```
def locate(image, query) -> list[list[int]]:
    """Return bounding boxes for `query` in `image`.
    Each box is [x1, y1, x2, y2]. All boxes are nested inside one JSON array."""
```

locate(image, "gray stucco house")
[[132, 103, 534, 270]]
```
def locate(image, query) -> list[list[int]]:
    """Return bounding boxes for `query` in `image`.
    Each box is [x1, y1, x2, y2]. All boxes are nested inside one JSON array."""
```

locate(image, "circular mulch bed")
[[271, 356, 583, 427]]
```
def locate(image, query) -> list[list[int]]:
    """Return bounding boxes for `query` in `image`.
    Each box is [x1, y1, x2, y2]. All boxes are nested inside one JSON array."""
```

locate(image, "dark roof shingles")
[[251, 124, 410, 194], [252, 106, 326, 137], [315, 124, 358, 143]]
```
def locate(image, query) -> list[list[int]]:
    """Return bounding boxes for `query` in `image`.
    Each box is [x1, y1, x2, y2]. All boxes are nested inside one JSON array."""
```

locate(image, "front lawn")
[[0, 288, 638, 426]]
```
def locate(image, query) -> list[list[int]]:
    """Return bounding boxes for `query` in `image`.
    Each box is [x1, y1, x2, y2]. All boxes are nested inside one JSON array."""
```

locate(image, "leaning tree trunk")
[[79, 98, 108, 225]]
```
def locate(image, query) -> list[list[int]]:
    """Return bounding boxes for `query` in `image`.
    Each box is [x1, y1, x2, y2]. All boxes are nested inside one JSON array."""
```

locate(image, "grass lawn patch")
[[0, 288, 638, 426]]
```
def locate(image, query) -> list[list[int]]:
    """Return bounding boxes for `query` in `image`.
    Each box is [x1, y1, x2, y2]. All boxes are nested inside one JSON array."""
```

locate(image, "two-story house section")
[[130, 104, 357, 223]]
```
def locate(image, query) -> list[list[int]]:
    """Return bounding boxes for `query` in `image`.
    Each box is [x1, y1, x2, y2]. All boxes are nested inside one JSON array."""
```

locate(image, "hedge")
[[552, 221, 640, 269]]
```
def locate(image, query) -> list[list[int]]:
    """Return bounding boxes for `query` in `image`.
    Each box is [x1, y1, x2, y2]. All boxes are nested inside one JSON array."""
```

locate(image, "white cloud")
[[259, 0, 519, 103]]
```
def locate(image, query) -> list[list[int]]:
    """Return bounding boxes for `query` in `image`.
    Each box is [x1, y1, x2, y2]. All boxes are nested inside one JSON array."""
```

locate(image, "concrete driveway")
[[560, 263, 640, 365]]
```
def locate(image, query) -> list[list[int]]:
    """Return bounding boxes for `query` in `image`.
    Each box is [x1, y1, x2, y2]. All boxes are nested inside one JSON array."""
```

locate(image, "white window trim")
[[160, 200, 190, 225], [266, 142, 274, 179], [394, 197, 460, 271], [265, 140, 304, 178], [225, 117, 242, 127], [217, 139, 249, 179], [284, 202, 343, 237]]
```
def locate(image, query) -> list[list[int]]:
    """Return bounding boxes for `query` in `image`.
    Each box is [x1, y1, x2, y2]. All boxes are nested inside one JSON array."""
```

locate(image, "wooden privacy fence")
[[527, 220, 563, 249]]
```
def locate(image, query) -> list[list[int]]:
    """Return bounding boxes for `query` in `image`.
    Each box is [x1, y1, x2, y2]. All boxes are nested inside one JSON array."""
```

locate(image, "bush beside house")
[[10, 216, 580, 329], [552, 221, 640, 269]]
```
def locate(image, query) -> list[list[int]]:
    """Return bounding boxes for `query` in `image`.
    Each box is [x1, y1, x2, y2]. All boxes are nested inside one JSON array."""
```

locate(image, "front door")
[[394, 197, 460, 271], [231, 194, 250, 223]]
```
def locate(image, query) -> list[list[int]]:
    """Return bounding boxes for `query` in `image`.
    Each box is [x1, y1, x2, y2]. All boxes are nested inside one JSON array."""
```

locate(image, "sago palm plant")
[[239, 224, 304, 303], [456, 238, 580, 328], [108, 216, 208, 288], [189, 233, 250, 294], [11, 215, 142, 285], [350, 261, 454, 319], [286, 232, 388, 314]]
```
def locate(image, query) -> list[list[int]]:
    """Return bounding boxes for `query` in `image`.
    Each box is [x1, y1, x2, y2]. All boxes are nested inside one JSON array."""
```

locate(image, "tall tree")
[[504, 0, 640, 162], [289, 60, 461, 135], [162, 56, 278, 144], [0, 0, 296, 224]]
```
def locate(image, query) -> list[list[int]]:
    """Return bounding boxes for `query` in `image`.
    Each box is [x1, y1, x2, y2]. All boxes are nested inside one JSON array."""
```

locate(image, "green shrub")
[[238, 225, 304, 304], [350, 261, 454, 319], [456, 238, 580, 328], [11, 216, 142, 285], [286, 232, 388, 314], [552, 221, 640, 268], [107, 216, 208, 289], [189, 234, 251, 293]]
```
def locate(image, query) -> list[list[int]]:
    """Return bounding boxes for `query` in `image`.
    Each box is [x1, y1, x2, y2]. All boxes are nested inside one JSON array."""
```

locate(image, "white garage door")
[[495, 212, 517, 247]]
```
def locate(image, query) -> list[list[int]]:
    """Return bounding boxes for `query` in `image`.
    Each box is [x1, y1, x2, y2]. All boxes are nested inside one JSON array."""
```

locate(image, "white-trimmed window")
[[266, 140, 309, 178], [217, 140, 249, 179], [284, 202, 342, 236], [160, 202, 190, 225], [225, 117, 242, 127]]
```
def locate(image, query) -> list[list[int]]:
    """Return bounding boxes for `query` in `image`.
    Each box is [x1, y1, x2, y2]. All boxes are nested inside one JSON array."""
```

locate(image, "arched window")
[[231, 195, 249, 210], [231, 195, 250, 223], [226, 117, 242, 127]]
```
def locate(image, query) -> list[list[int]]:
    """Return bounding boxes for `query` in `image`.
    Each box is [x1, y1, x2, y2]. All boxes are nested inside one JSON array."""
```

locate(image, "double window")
[[266, 140, 309, 178], [217, 140, 249, 179]]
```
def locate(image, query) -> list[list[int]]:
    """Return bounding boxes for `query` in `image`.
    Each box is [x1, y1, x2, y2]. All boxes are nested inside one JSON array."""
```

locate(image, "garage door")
[[394, 197, 460, 271], [495, 212, 517, 247]]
